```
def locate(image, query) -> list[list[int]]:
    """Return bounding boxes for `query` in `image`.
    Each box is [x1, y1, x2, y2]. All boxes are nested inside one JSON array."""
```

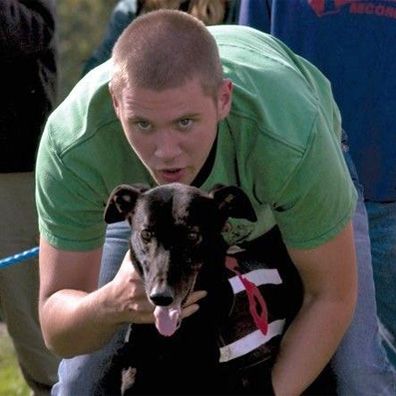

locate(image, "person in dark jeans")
[[238, 1, 396, 394], [0, 1, 60, 394]]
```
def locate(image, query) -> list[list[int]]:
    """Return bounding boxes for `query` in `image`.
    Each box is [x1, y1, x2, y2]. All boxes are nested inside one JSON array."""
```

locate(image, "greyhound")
[[100, 183, 282, 394]]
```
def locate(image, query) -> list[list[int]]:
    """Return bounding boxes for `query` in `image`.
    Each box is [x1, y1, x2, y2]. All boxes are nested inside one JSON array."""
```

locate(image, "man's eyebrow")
[[126, 112, 201, 123], [175, 112, 200, 120], [126, 115, 150, 122]]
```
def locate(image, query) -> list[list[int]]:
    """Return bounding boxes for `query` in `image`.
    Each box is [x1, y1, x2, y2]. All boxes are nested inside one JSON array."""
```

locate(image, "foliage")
[[57, 0, 118, 102], [0, 325, 29, 396]]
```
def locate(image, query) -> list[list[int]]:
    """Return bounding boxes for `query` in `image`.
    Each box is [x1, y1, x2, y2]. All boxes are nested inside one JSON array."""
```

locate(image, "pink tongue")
[[153, 306, 181, 337]]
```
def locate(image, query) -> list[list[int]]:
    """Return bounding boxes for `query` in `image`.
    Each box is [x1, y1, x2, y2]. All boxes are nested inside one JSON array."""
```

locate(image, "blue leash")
[[0, 247, 39, 269]]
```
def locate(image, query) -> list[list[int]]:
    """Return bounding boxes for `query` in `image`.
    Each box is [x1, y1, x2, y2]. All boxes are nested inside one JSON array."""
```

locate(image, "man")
[[36, 10, 357, 395], [0, 1, 60, 394]]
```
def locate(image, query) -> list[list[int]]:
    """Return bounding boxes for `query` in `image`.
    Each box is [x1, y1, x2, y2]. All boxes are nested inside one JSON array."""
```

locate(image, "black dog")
[[103, 182, 257, 336], [100, 182, 336, 395], [100, 182, 290, 394]]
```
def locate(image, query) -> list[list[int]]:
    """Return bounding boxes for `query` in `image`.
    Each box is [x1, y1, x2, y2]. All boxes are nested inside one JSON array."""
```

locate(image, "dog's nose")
[[150, 294, 174, 306], [149, 288, 174, 306]]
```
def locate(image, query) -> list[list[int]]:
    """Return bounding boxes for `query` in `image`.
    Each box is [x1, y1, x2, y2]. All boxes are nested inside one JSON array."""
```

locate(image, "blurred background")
[[58, 0, 118, 101], [0, 1, 117, 394]]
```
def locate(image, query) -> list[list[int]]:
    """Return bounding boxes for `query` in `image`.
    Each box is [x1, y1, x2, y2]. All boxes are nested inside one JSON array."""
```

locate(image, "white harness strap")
[[228, 268, 282, 294], [219, 319, 285, 363]]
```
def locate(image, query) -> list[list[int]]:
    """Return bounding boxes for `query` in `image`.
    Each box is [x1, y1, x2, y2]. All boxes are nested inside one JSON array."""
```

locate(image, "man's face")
[[111, 78, 232, 185]]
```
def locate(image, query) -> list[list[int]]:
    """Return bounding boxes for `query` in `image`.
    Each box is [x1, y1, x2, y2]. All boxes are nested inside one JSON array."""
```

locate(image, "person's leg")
[[366, 200, 396, 368], [52, 220, 131, 395], [0, 172, 60, 395], [331, 150, 396, 395]]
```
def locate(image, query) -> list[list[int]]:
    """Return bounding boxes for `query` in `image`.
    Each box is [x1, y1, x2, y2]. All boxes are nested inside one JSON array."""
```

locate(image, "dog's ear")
[[209, 184, 257, 222], [104, 184, 149, 224]]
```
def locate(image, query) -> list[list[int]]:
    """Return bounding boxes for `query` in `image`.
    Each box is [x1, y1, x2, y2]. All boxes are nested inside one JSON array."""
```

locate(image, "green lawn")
[[0, 324, 30, 396]]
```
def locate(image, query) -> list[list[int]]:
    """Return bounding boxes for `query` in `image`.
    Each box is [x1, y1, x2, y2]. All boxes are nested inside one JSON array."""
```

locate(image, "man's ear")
[[209, 184, 257, 222], [109, 81, 121, 119], [217, 79, 233, 121], [104, 184, 149, 224]]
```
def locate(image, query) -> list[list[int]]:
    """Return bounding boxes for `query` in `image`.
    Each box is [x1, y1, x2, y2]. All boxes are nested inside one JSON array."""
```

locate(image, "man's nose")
[[154, 130, 182, 161]]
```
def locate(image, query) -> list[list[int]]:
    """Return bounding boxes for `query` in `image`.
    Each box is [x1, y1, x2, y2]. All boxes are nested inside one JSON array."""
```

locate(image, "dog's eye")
[[140, 229, 153, 242], [187, 231, 201, 244]]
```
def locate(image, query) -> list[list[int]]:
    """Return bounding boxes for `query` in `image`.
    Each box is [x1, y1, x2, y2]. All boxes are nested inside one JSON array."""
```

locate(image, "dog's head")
[[104, 182, 256, 336]]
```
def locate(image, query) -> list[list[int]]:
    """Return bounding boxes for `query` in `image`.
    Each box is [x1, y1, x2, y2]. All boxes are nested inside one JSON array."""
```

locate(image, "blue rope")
[[0, 247, 39, 269]]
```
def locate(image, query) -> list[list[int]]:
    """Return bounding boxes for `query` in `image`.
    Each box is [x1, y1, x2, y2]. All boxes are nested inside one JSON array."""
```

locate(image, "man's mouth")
[[158, 168, 185, 183]]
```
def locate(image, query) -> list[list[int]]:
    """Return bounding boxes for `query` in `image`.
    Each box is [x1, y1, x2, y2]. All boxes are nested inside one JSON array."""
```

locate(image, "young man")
[[0, 1, 60, 394], [36, 10, 357, 395]]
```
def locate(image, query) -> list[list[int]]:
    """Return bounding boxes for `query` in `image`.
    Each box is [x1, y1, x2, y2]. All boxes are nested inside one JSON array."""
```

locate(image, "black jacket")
[[0, 0, 57, 172]]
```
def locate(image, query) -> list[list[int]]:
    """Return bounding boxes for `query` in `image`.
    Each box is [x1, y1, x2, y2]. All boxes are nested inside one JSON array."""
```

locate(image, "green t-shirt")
[[36, 25, 356, 251]]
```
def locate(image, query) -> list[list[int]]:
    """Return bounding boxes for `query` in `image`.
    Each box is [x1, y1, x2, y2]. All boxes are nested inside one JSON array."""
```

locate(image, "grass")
[[0, 323, 30, 396]]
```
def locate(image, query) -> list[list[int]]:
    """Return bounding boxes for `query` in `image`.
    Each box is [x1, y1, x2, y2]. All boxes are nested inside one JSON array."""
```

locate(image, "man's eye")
[[178, 119, 192, 129], [136, 121, 151, 131]]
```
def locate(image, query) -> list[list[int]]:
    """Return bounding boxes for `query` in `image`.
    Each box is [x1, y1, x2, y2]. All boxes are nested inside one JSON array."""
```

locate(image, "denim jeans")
[[331, 195, 396, 395], [329, 149, 396, 395], [52, 221, 131, 395], [53, 158, 396, 395], [366, 200, 396, 369]]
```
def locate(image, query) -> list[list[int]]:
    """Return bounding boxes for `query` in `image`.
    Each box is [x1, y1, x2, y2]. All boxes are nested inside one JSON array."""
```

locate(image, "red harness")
[[225, 256, 268, 335]]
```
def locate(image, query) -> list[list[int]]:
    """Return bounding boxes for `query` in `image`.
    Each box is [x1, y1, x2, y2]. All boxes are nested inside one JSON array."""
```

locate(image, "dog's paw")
[[121, 366, 137, 395]]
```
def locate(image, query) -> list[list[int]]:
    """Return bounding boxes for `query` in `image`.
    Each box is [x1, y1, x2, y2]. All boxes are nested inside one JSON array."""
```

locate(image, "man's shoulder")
[[227, 76, 320, 156], [213, 26, 336, 152], [210, 24, 295, 63], [209, 24, 272, 43]]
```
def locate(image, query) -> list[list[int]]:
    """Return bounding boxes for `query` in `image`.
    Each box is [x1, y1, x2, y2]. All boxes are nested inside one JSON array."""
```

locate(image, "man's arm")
[[38, 237, 154, 357], [271, 221, 357, 395], [39, 237, 205, 358]]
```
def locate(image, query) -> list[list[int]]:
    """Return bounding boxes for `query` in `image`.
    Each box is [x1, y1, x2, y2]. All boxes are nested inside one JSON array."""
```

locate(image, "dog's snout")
[[149, 287, 174, 307]]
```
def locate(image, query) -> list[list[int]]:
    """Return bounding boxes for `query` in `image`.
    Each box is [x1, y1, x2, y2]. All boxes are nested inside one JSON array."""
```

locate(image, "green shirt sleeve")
[[269, 112, 357, 249], [36, 123, 106, 251]]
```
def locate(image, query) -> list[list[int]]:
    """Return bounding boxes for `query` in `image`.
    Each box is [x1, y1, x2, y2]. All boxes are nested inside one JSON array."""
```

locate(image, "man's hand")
[[108, 250, 207, 324], [39, 238, 207, 358]]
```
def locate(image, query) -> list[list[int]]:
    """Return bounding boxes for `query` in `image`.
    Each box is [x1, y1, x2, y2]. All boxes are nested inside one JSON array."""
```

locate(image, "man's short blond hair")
[[110, 9, 224, 98]]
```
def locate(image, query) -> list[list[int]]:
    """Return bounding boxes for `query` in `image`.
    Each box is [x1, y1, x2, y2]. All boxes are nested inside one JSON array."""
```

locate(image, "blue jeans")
[[53, 159, 396, 395], [331, 194, 396, 395], [366, 200, 396, 368], [329, 149, 396, 395], [52, 221, 131, 395]]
